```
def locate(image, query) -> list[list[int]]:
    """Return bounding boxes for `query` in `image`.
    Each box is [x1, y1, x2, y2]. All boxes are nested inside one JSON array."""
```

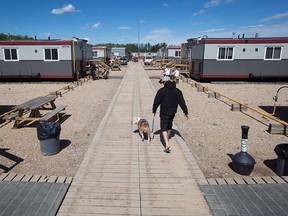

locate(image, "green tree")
[[0, 33, 33, 40], [94, 42, 168, 53]]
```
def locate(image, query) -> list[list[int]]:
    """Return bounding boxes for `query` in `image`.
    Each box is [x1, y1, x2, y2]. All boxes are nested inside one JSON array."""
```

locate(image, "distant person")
[[172, 68, 180, 83], [163, 67, 171, 76], [152, 76, 189, 153], [90, 61, 96, 80]]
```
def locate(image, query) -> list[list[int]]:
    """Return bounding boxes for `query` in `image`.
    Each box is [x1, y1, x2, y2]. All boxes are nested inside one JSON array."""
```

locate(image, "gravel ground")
[[0, 69, 125, 177], [147, 69, 288, 178], [1, 62, 288, 179]]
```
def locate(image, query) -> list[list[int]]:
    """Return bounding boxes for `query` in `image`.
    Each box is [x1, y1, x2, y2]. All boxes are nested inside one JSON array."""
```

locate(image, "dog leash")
[[151, 113, 155, 139]]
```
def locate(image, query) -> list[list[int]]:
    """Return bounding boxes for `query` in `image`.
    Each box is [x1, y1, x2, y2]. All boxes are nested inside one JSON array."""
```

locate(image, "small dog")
[[132, 117, 151, 143]]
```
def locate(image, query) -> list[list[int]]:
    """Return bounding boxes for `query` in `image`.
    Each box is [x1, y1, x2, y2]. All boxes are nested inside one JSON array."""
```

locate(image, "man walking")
[[152, 76, 189, 153]]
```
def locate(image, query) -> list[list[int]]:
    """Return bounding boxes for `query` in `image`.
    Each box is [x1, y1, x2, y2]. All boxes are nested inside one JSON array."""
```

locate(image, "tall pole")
[[138, 20, 140, 58]]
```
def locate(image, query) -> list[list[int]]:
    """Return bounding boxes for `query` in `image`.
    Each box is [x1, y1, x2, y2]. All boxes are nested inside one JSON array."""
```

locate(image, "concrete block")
[[268, 123, 286, 134], [208, 92, 216, 98], [231, 104, 248, 111], [197, 86, 204, 92]]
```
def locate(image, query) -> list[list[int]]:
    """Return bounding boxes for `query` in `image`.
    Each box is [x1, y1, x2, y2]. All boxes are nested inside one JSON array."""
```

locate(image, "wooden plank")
[[40, 105, 67, 121], [215, 178, 227, 185], [65, 177, 73, 184], [38, 175, 49, 182], [2, 111, 19, 121], [12, 174, 25, 182], [3, 173, 17, 181], [56, 176, 67, 183], [30, 175, 41, 182], [281, 176, 288, 183], [233, 178, 246, 184], [262, 176, 277, 184], [252, 177, 266, 184], [243, 177, 256, 184], [21, 174, 33, 182], [0, 173, 9, 180], [224, 178, 237, 185], [207, 178, 218, 185], [47, 176, 58, 183], [271, 175, 287, 184]]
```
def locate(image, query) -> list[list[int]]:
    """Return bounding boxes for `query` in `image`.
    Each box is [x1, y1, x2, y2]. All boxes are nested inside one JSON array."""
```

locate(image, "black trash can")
[[37, 122, 61, 156], [274, 143, 288, 176]]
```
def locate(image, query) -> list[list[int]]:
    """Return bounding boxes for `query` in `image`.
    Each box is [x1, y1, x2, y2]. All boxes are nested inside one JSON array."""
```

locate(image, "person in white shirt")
[[163, 67, 171, 76], [171, 68, 180, 83]]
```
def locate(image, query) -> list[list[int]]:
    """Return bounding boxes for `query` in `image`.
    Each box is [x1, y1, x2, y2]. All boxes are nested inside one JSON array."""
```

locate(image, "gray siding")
[[0, 60, 73, 78], [202, 59, 288, 77]]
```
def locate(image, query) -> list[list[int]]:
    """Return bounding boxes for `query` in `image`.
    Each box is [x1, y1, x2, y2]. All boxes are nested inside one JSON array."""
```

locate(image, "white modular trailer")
[[0, 39, 92, 80], [164, 46, 181, 59], [92, 46, 108, 62], [187, 37, 288, 80], [111, 47, 125, 57]]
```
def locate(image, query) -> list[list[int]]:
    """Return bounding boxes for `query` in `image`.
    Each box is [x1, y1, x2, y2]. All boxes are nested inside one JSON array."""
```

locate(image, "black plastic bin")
[[274, 143, 288, 176], [37, 122, 61, 156]]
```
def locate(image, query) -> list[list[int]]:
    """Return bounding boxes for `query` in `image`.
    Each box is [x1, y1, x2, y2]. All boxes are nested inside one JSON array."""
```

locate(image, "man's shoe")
[[164, 148, 171, 153]]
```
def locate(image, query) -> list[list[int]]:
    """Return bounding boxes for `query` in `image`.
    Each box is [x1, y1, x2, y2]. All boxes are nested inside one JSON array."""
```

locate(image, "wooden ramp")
[[57, 62, 211, 215]]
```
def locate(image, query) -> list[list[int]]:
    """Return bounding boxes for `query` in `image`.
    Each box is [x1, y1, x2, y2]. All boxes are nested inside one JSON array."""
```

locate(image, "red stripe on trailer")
[[0, 75, 73, 79], [204, 40, 246, 44], [204, 39, 288, 44], [0, 41, 73, 46], [39, 75, 74, 79], [201, 75, 250, 79]]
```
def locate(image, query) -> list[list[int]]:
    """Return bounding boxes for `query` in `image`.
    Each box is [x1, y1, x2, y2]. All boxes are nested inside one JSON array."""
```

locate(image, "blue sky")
[[1, 0, 288, 45]]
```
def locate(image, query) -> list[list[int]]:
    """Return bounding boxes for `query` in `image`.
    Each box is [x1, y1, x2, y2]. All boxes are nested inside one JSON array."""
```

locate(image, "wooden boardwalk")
[[2, 63, 288, 215], [57, 63, 211, 215]]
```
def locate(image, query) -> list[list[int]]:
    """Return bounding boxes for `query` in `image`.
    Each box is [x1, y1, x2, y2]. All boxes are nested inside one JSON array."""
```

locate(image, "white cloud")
[[118, 26, 131, 30], [91, 23, 101, 29], [189, 22, 288, 39], [51, 4, 80, 14], [193, 10, 204, 17], [204, 0, 221, 8], [239, 25, 265, 29], [204, 0, 234, 8], [259, 12, 288, 22], [138, 20, 146, 24], [200, 28, 227, 33], [142, 28, 170, 43]]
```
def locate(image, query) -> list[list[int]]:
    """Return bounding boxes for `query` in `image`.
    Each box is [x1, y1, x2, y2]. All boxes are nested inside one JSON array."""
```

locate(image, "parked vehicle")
[[120, 57, 128, 65], [144, 56, 153, 65]]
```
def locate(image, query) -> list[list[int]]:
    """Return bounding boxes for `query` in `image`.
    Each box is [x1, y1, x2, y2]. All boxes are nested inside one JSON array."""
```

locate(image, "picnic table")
[[3, 96, 67, 128]]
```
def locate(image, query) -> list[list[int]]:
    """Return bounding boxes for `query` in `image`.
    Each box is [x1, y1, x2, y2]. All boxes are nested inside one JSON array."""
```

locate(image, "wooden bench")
[[40, 105, 67, 121], [3, 110, 29, 121]]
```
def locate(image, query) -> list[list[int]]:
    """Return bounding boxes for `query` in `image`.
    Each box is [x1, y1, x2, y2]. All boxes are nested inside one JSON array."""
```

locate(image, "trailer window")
[[44, 48, 59, 61], [217, 47, 234, 60], [265, 47, 282, 60], [175, 51, 181, 57], [92, 51, 98, 58], [3, 48, 19, 61]]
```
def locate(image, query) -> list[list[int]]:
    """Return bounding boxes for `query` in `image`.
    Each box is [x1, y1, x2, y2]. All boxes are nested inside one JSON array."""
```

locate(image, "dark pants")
[[160, 114, 175, 131]]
